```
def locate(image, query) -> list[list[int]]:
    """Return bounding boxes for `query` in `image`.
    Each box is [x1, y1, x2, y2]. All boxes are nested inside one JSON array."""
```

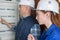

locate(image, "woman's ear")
[[45, 12, 51, 18]]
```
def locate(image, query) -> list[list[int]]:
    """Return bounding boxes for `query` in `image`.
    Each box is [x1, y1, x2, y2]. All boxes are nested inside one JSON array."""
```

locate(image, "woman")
[[28, 0, 60, 40]]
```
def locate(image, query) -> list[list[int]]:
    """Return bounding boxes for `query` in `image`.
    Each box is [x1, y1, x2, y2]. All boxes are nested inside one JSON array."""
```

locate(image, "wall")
[[0, 0, 19, 40]]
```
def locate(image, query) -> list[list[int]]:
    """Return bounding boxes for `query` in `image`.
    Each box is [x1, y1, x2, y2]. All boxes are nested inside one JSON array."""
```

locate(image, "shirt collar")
[[20, 16, 34, 21], [46, 24, 56, 34]]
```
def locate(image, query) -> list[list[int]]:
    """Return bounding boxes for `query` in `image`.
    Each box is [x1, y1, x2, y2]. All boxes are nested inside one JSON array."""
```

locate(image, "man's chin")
[[39, 23, 43, 25]]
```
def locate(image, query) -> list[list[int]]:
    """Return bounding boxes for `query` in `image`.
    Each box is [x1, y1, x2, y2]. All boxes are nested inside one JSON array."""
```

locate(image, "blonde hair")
[[40, 10, 60, 27], [37, 10, 60, 31], [51, 13, 60, 27]]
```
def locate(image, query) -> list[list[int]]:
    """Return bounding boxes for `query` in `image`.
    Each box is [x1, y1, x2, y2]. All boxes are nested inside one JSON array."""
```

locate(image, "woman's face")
[[36, 10, 47, 25]]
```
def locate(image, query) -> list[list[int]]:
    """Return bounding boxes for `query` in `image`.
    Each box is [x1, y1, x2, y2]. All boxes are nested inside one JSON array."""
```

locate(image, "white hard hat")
[[19, 0, 35, 8], [36, 0, 59, 13]]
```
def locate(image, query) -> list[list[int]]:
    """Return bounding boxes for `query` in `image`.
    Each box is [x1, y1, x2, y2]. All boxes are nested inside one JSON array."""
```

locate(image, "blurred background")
[[0, 0, 60, 40]]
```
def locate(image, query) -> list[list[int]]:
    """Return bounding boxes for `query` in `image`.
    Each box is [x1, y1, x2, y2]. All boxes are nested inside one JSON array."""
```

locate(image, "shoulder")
[[51, 26, 60, 40], [54, 25, 60, 34], [50, 24, 60, 35], [46, 30, 60, 40], [24, 18, 36, 25], [46, 24, 60, 40], [22, 19, 36, 29]]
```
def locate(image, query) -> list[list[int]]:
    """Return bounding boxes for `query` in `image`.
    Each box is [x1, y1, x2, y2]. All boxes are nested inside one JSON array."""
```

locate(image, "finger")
[[28, 34, 34, 40], [29, 34, 34, 38], [29, 34, 35, 40], [0, 18, 1, 22], [28, 34, 32, 38], [28, 34, 32, 40]]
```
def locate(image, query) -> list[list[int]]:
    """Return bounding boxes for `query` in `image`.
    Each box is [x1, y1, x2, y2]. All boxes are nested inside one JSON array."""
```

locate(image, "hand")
[[27, 34, 35, 40], [1, 18, 12, 28], [1, 18, 8, 25], [0, 18, 1, 23]]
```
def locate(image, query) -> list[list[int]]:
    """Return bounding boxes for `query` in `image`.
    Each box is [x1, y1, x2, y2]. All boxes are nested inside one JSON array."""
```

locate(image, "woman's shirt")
[[39, 24, 60, 40]]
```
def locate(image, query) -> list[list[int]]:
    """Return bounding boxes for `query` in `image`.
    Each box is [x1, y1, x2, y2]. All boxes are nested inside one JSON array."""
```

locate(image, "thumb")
[[28, 34, 35, 40], [0, 18, 1, 22]]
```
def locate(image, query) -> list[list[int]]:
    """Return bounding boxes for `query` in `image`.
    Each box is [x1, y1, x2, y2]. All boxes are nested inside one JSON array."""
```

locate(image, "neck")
[[22, 12, 31, 18], [45, 20, 52, 29], [23, 14, 30, 18]]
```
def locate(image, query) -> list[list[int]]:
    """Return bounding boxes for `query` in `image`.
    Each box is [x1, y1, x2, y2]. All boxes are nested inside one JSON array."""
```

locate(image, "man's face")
[[19, 5, 26, 16], [19, 5, 30, 17]]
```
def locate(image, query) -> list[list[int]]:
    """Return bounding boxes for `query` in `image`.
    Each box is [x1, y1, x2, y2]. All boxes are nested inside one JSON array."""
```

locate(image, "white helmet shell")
[[19, 0, 35, 8], [36, 0, 59, 13]]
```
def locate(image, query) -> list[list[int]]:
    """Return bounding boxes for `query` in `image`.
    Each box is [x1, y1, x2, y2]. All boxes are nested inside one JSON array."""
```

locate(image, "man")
[[1, 0, 40, 40]]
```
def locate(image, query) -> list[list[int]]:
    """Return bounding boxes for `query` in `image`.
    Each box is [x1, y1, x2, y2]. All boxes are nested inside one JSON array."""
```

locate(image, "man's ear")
[[45, 12, 51, 18]]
